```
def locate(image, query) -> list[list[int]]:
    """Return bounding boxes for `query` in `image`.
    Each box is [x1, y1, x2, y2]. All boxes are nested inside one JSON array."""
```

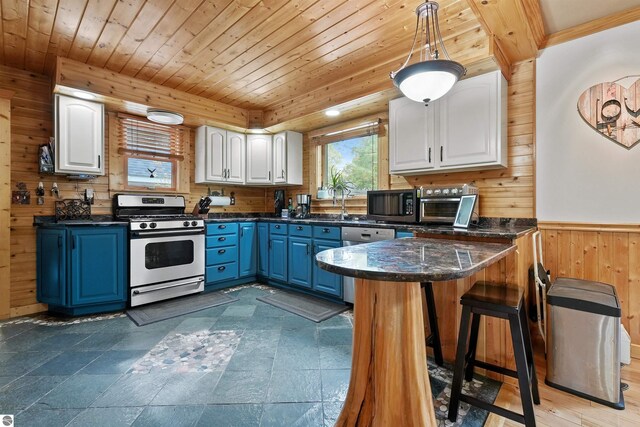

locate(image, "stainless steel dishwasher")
[[341, 227, 396, 304]]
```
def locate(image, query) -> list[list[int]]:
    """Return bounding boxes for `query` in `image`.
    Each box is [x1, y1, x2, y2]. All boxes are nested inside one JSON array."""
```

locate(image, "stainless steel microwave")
[[366, 189, 418, 223]]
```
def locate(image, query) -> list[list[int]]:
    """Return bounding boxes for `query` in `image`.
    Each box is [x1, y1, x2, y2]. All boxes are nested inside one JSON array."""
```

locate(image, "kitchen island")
[[316, 237, 516, 426]]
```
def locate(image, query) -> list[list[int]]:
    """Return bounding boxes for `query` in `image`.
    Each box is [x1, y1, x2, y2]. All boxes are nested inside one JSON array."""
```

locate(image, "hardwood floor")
[[485, 337, 640, 426]]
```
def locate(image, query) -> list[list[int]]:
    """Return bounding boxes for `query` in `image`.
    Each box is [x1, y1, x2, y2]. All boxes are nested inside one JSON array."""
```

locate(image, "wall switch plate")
[[84, 189, 94, 204]]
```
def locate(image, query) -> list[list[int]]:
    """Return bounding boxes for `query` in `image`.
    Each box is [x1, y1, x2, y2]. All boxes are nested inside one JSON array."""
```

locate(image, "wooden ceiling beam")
[[54, 57, 249, 129], [542, 5, 640, 48], [466, 0, 544, 65]]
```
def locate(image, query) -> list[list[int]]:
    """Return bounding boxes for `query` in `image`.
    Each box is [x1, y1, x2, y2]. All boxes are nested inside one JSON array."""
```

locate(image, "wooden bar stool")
[[421, 282, 444, 366], [448, 281, 540, 426]]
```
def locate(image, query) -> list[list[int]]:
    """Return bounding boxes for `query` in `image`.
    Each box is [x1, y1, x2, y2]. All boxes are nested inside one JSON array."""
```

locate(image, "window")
[[323, 135, 378, 195], [117, 114, 184, 191]]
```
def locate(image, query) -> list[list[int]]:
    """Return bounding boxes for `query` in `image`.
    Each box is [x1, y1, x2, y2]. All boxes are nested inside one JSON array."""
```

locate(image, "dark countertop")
[[315, 237, 516, 282], [33, 215, 128, 227], [203, 215, 535, 240]]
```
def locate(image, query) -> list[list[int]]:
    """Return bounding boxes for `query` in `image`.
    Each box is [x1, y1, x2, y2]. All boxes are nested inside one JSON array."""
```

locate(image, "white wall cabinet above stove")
[[389, 70, 507, 175], [54, 94, 105, 175], [195, 126, 245, 184]]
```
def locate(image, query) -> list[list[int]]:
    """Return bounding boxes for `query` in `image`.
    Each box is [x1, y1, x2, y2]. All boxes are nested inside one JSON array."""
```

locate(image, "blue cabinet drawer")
[[206, 222, 238, 235], [289, 224, 312, 237], [269, 223, 288, 235], [396, 231, 414, 238], [313, 225, 340, 240], [206, 262, 239, 283], [206, 246, 238, 265], [206, 234, 238, 248]]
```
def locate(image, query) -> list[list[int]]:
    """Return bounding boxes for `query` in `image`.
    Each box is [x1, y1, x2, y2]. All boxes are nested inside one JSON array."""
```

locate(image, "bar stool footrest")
[[460, 394, 526, 424], [472, 360, 518, 379]]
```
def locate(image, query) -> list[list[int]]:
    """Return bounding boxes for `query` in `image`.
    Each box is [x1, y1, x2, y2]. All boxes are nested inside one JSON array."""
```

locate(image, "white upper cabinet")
[[195, 126, 245, 184], [389, 96, 435, 174], [273, 131, 303, 185], [246, 134, 272, 184], [55, 94, 105, 175], [226, 131, 246, 183], [438, 70, 506, 169], [388, 70, 507, 175]]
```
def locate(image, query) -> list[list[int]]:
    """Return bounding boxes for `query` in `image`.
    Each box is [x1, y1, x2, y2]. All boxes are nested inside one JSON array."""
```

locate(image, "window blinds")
[[117, 114, 184, 160]]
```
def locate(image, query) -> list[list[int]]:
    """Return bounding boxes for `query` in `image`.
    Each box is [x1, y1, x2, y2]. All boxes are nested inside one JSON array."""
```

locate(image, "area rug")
[[127, 291, 238, 326], [256, 290, 349, 322], [427, 359, 502, 426]]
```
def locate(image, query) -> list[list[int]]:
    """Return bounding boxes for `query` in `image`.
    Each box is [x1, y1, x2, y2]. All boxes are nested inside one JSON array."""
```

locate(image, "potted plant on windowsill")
[[328, 166, 352, 220]]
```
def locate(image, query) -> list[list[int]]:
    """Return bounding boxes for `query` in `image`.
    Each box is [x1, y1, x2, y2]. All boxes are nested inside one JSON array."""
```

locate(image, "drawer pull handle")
[[323, 228, 330, 233], [275, 225, 280, 229], [297, 226, 303, 231], [218, 237, 226, 241], [218, 249, 225, 254], [218, 225, 226, 229], [218, 266, 226, 271]]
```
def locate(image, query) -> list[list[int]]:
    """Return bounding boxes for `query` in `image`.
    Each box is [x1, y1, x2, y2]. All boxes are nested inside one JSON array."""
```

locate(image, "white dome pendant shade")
[[390, 2, 466, 105]]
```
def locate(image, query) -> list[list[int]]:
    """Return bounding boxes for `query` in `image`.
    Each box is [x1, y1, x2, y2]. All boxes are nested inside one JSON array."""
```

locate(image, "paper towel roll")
[[208, 196, 231, 206]]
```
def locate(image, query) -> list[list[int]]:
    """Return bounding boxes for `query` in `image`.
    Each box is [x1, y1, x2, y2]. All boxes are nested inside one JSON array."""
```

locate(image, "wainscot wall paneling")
[[1, 63, 271, 319], [0, 89, 13, 319], [538, 222, 640, 359]]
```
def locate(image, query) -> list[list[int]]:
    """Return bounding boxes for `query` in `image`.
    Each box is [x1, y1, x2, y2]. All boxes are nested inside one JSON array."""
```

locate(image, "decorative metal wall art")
[[577, 78, 640, 149]]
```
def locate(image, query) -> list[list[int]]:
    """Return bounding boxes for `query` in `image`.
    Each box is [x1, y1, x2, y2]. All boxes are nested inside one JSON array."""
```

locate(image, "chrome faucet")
[[340, 191, 348, 220]]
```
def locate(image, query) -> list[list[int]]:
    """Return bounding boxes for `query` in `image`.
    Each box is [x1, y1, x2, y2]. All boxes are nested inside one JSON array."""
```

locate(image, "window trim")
[[320, 134, 379, 196]]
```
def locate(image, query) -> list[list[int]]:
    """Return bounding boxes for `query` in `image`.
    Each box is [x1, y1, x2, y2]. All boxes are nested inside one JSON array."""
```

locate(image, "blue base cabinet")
[[288, 237, 312, 288], [239, 223, 257, 277], [257, 223, 269, 277], [269, 234, 288, 282], [37, 225, 127, 316], [312, 239, 342, 297], [205, 223, 240, 286]]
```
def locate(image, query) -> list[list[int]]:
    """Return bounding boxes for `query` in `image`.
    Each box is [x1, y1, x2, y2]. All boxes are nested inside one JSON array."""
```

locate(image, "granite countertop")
[[204, 215, 535, 239], [33, 215, 128, 226], [315, 237, 516, 282]]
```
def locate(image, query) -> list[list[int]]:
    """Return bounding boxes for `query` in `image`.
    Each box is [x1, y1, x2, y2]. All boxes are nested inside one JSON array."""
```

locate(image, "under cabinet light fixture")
[[72, 90, 97, 100], [390, 1, 466, 105]]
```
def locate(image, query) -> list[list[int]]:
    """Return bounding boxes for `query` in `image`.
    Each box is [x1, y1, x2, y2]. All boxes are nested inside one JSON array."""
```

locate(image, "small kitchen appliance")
[[419, 183, 479, 224], [296, 194, 312, 218], [113, 194, 205, 307], [366, 189, 418, 223], [274, 189, 285, 216]]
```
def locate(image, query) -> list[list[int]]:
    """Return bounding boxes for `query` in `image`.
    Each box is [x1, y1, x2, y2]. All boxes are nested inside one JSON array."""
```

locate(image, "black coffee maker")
[[274, 190, 285, 215]]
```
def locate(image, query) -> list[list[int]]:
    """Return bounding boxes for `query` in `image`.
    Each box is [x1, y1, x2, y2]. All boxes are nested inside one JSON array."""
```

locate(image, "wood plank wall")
[[0, 90, 12, 319], [538, 222, 640, 356], [1, 64, 271, 318], [391, 59, 535, 218]]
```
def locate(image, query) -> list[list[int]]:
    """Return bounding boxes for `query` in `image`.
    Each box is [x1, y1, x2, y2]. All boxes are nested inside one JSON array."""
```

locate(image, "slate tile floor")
[[0, 284, 497, 426], [0, 285, 354, 426]]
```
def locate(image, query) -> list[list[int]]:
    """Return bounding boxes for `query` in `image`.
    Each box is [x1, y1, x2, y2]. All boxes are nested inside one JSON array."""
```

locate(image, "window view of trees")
[[325, 135, 378, 195]]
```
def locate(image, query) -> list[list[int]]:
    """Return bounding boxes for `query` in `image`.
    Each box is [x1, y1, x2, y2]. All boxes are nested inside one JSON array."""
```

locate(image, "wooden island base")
[[336, 278, 437, 426]]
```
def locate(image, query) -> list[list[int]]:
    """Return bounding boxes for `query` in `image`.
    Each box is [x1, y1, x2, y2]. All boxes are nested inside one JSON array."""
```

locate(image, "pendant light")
[[390, 1, 466, 105]]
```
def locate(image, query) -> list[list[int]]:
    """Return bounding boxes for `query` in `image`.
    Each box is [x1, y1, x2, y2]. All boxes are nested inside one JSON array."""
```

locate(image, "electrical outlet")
[[84, 188, 94, 204]]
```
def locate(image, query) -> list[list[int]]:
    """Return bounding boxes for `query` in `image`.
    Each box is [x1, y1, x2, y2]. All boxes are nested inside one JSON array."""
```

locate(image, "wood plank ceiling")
[[0, 0, 488, 118]]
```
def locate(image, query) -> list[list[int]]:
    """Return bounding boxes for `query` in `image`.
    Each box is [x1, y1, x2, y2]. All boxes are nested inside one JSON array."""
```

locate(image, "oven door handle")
[[130, 229, 204, 238], [132, 278, 203, 294], [420, 198, 460, 203]]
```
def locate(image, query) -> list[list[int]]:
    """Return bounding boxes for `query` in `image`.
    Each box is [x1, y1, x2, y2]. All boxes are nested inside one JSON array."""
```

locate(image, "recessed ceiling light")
[[325, 109, 340, 117], [147, 109, 184, 125], [72, 90, 96, 100]]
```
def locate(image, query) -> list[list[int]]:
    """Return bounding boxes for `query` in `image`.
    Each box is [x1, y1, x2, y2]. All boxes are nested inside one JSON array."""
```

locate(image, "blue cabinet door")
[[269, 235, 288, 282], [69, 227, 127, 306], [313, 239, 343, 297], [257, 222, 269, 276], [396, 231, 414, 238], [239, 223, 257, 277], [288, 237, 312, 289], [36, 228, 67, 306]]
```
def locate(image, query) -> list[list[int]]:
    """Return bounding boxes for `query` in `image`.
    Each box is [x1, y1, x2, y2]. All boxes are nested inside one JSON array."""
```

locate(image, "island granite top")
[[315, 237, 516, 282]]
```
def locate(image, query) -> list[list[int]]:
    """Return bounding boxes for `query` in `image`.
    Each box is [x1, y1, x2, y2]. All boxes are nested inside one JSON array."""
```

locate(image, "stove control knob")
[[139, 223, 147, 229], [183, 221, 190, 227], [425, 189, 433, 195], [443, 189, 450, 195], [191, 221, 198, 227], [451, 188, 458, 195], [149, 222, 157, 229], [434, 189, 441, 195]]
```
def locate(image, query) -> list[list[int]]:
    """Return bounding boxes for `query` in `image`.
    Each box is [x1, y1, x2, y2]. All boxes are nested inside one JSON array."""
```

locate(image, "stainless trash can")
[[546, 278, 624, 409]]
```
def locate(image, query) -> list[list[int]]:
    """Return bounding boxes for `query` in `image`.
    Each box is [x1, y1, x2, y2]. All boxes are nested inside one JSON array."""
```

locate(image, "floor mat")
[[127, 292, 238, 326], [256, 290, 349, 322]]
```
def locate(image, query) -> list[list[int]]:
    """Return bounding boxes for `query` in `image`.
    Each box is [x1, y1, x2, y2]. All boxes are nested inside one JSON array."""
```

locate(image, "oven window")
[[145, 240, 194, 269]]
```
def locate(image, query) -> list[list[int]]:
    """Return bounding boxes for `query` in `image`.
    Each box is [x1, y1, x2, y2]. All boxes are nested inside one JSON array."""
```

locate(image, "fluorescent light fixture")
[[325, 109, 340, 117], [146, 109, 184, 125], [72, 90, 96, 100]]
